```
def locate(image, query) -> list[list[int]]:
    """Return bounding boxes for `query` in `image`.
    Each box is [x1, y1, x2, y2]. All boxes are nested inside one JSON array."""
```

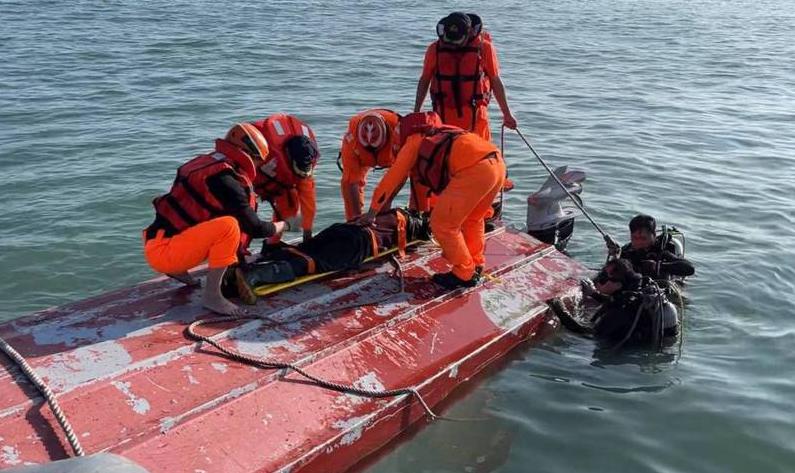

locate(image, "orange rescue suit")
[[251, 114, 318, 233], [370, 131, 506, 280], [422, 32, 499, 141], [143, 140, 259, 275], [150, 139, 257, 251], [339, 109, 400, 220]]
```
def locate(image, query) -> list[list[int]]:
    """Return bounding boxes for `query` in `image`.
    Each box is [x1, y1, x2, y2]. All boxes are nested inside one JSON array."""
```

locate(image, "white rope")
[[0, 336, 85, 456]]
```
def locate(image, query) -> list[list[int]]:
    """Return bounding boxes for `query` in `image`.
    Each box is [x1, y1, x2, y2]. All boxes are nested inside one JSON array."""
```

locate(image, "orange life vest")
[[412, 125, 468, 194], [251, 114, 318, 198], [151, 139, 257, 250], [430, 32, 492, 124]]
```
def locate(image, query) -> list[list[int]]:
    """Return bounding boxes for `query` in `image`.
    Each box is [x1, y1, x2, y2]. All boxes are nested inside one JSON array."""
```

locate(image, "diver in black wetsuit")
[[236, 208, 431, 290], [620, 214, 695, 281], [551, 259, 678, 347]]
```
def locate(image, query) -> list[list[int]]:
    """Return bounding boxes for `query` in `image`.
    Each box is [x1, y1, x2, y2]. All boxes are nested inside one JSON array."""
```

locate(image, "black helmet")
[[436, 12, 472, 45], [466, 13, 483, 37], [285, 135, 318, 178]]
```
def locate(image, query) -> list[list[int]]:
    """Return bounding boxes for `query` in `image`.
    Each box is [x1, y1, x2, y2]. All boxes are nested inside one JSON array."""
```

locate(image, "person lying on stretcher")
[[226, 208, 432, 302]]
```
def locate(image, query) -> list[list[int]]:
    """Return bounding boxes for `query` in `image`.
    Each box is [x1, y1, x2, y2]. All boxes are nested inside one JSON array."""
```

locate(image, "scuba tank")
[[643, 280, 680, 348], [659, 224, 686, 259]]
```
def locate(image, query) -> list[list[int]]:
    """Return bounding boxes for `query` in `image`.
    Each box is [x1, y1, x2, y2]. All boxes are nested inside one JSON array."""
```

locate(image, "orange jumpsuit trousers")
[[143, 216, 240, 274], [431, 156, 506, 280]]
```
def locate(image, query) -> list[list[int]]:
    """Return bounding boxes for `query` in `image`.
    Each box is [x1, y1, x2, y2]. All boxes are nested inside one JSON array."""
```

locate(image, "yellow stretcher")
[[252, 240, 425, 297]]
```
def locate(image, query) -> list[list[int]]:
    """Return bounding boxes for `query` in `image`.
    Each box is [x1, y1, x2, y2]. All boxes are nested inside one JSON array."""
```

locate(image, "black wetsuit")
[[553, 278, 676, 345], [245, 210, 430, 285], [620, 237, 695, 280]]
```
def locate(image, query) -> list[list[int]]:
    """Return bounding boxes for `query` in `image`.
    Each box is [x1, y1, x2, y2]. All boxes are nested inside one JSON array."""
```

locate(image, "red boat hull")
[[0, 229, 586, 472]]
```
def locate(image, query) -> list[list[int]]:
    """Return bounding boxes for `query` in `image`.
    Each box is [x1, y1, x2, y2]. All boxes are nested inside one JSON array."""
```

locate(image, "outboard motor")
[[526, 166, 586, 251]]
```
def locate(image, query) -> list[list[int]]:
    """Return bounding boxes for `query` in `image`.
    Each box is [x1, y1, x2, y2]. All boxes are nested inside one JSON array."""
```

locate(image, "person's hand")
[[581, 279, 597, 297], [502, 112, 517, 130], [640, 260, 659, 276], [273, 221, 288, 237], [354, 209, 377, 227], [302, 230, 312, 243], [604, 234, 621, 258]]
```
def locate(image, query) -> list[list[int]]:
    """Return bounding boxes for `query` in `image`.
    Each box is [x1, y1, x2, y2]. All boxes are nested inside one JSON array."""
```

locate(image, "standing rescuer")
[[251, 113, 320, 244], [414, 12, 517, 141], [361, 112, 506, 290], [338, 109, 401, 221], [143, 123, 296, 315]]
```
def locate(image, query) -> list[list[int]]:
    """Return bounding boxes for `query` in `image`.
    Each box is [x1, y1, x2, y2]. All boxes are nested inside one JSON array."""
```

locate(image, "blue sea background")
[[1, 0, 794, 471]]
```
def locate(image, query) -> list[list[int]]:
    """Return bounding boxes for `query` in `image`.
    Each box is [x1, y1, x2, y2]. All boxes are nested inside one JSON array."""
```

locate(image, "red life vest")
[[151, 139, 257, 250], [397, 111, 443, 149], [412, 125, 467, 194], [252, 114, 318, 199], [430, 32, 492, 123]]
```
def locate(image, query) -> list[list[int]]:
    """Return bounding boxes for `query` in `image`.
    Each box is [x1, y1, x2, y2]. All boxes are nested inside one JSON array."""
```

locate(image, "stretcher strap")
[[284, 247, 316, 274], [395, 211, 408, 258], [365, 227, 380, 258]]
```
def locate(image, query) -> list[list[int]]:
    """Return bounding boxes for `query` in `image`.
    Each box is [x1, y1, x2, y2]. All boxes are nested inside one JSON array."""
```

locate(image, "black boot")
[[431, 271, 479, 290]]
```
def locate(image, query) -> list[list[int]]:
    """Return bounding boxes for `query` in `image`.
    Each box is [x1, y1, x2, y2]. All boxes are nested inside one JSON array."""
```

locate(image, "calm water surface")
[[1, 1, 794, 471]]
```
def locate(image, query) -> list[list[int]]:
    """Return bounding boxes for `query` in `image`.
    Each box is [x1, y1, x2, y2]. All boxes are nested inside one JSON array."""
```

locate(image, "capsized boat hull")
[[0, 228, 587, 472]]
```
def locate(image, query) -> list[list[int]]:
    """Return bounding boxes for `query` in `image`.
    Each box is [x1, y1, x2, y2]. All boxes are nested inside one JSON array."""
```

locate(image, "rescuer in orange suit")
[[338, 109, 401, 220], [143, 124, 298, 315], [251, 114, 320, 244], [413, 12, 517, 142], [360, 112, 506, 290]]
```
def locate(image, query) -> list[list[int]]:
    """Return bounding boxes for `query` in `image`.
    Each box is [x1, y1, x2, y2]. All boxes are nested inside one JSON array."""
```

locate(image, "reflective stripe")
[[211, 152, 226, 161], [395, 211, 408, 258], [273, 120, 285, 136], [301, 125, 310, 136], [365, 228, 380, 258]]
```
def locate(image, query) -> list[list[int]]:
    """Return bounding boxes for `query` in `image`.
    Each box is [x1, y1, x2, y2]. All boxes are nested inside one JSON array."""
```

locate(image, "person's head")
[[629, 214, 657, 250], [595, 258, 640, 295], [395, 111, 442, 152], [285, 135, 319, 179], [436, 12, 472, 46], [357, 112, 388, 152], [466, 13, 483, 37], [225, 123, 270, 165]]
